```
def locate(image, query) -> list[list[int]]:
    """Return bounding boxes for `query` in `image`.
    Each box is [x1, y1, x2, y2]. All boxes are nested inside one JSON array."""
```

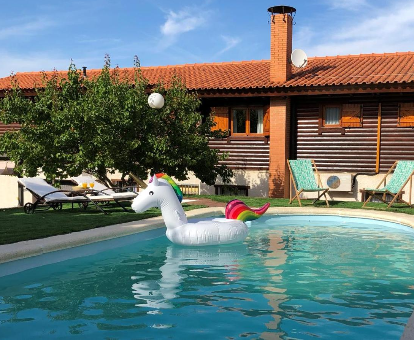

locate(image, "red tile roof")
[[1, 52, 414, 92], [286, 52, 414, 87]]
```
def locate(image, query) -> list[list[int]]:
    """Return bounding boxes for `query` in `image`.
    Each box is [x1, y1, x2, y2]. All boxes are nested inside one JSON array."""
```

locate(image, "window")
[[319, 103, 362, 134], [324, 106, 341, 126], [249, 109, 264, 133], [398, 103, 414, 127], [233, 109, 247, 133], [232, 107, 265, 135]]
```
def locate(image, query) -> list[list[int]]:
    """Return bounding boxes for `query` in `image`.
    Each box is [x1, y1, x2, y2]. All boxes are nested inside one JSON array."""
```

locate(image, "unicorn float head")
[[132, 174, 270, 246]]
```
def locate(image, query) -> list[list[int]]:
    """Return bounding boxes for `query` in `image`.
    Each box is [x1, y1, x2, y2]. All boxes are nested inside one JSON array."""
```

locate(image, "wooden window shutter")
[[263, 106, 270, 135], [398, 103, 414, 127], [341, 104, 362, 127], [210, 107, 229, 131]]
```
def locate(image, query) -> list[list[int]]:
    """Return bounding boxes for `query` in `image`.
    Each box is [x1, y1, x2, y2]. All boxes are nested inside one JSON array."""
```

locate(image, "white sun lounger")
[[71, 175, 138, 212], [18, 177, 106, 214]]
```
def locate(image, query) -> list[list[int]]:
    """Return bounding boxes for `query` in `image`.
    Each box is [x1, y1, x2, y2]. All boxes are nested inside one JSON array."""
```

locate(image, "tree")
[[0, 56, 232, 186]]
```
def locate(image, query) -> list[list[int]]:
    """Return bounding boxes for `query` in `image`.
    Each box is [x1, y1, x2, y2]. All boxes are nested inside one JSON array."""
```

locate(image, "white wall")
[[0, 176, 33, 209], [0, 176, 19, 208]]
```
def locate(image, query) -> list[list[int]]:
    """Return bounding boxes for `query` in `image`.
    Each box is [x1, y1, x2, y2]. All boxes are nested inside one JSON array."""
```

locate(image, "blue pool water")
[[1, 215, 414, 339]]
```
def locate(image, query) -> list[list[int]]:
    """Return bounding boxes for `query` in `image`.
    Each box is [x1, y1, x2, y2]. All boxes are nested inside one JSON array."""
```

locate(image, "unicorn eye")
[[149, 191, 154, 196]]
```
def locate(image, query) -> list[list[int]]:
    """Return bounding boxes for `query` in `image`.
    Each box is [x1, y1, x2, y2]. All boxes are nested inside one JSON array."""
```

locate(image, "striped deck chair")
[[287, 159, 330, 207], [362, 161, 414, 209]]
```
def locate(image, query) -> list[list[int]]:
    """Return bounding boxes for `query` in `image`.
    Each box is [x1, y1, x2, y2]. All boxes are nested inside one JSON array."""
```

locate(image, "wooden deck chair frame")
[[287, 159, 330, 207], [362, 161, 414, 209]]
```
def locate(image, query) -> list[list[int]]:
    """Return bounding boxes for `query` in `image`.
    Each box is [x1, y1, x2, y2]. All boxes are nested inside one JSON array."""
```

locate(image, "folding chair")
[[287, 159, 330, 207], [362, 161, 414, 209]]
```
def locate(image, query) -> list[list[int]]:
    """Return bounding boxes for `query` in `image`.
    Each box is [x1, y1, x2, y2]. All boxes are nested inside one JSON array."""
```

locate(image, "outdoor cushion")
[[112, 192, 137, 199], [17, 177, 87, 202], [88, 194, 114, 201], [48, 196, 88, 202]]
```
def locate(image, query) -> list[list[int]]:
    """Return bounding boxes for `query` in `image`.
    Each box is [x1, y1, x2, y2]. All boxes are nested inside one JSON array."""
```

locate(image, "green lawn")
[[196, 194, 414, 214], [1, 195, 413, 246], [0, 202, 205, 245]]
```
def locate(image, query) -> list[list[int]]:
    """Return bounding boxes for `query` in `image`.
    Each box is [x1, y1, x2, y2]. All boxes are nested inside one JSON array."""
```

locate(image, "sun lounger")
[[71, 175, 138, 212], [18, 177, 106, 214]]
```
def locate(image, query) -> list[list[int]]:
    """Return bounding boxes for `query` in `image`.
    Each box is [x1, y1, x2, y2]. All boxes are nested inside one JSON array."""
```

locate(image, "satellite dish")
[[291, 49, 308, 68], [148, 93, 165, 109]]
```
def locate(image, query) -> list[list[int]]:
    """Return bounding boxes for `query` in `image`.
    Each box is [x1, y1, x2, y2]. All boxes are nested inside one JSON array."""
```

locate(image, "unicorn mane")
[[225, 199, 270, 222], [149, 173, 183, 203]]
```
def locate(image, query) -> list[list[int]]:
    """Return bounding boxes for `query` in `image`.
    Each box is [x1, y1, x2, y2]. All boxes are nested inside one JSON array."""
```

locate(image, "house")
[[1, 5, 414, 207]]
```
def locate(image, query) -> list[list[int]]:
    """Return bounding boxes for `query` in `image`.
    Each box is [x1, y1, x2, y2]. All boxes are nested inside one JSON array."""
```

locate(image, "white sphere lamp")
[[148, 93, 165, 109]]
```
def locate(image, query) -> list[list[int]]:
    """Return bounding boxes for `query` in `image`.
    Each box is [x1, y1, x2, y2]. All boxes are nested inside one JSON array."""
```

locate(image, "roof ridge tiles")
[[14, 69, 68, 74], [309, 51, 414, 60], [138, 59, 268, 69]]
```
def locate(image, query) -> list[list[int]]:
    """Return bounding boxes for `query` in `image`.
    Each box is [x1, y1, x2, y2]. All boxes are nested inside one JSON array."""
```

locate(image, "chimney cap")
[[267, 5, 296, 15]]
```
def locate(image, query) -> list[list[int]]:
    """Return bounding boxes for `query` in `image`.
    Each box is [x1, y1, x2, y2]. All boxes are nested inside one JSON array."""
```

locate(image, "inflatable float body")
[[131, 174, 269, 246]]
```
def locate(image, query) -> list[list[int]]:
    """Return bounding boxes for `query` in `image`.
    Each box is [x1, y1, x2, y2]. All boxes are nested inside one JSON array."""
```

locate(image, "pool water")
[[1, 215, 414, 339]]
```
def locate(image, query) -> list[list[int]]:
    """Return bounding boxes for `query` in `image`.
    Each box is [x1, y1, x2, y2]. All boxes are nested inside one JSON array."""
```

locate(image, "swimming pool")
[[1, 215, 414, 339]]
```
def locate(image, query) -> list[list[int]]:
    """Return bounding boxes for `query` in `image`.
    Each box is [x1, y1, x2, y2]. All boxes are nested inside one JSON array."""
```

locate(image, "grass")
[[0, 202, 206, 245], [192, 194, 414, 214]]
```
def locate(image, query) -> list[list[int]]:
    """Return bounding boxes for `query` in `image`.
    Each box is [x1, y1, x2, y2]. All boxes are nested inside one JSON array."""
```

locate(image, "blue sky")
[[0, 0, 413, 77]]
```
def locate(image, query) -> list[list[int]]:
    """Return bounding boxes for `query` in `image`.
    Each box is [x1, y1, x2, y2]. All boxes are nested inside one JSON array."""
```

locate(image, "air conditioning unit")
[[319, 173, 352, 192]]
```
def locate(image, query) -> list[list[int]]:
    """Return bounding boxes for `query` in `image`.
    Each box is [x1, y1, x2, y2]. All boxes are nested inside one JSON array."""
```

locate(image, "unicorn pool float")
[[131, 173, 270, 246]]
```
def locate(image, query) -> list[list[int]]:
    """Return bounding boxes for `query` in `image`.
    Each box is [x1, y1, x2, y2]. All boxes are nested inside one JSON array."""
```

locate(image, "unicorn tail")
[[225, 199, 270, 222]]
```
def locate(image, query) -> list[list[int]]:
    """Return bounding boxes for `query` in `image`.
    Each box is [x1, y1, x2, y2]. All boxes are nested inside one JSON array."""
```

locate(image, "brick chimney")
[[268, 5, 295, 83]]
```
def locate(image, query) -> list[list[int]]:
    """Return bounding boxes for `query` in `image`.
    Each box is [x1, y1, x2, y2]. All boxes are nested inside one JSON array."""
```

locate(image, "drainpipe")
[[375, 102, 382, 173]]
